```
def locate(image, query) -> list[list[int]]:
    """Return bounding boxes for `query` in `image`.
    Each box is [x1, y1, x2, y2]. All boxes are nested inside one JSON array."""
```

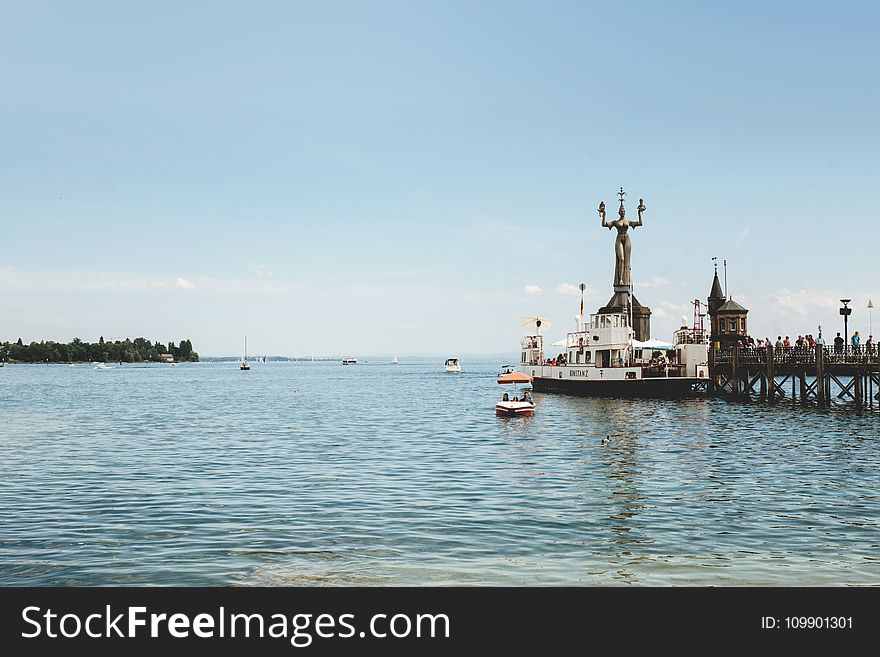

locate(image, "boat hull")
[[495, 402, 535, 416], [531, 376, 704, 398]]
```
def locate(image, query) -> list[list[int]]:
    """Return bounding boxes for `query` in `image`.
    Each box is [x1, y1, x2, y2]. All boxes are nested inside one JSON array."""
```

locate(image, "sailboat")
[[391, 354, 399, 365], [240, 335, 250, 370]]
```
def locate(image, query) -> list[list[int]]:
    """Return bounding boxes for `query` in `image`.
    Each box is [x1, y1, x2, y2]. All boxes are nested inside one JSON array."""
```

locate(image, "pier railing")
[[714, 345, 880, 366], [710, 342, 879, 407]]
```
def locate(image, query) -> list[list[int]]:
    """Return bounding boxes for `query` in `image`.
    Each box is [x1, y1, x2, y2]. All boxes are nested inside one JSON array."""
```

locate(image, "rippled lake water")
[[1, 360, 878, 586]]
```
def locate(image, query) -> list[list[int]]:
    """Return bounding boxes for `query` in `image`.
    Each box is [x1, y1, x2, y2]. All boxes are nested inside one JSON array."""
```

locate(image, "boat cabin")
[[522, 311, 633, 368]]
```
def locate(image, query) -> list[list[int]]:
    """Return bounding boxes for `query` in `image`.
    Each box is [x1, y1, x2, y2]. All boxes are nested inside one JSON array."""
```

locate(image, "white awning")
[[632, 338, 675, 350]]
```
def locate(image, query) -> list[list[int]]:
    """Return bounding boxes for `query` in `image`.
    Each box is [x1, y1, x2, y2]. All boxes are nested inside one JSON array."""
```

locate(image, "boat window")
[[585, 351, 592, 363]]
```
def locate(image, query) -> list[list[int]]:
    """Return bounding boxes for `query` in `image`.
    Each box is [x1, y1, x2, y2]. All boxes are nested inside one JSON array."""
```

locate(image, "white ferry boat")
[[520, 305, 709, 397]]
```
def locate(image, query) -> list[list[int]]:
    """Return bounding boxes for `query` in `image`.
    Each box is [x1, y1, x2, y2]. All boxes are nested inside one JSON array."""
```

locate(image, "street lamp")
[[579, 283, 586, 327], [840, 299, 852, 350]]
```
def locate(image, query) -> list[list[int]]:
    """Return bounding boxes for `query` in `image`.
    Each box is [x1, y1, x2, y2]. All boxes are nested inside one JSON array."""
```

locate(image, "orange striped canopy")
[[497, 372, 533, 384]]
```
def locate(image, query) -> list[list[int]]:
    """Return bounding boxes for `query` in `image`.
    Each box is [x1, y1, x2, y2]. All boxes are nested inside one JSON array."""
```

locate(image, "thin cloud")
[[765, 288, 839, 318], [248, 264, 273, 278], [524, 285, 542, 295], [175, 278, 195, 290], [555, 283, 581, 298], [653, 300, 688, 321], [637, 275, 669, 289]]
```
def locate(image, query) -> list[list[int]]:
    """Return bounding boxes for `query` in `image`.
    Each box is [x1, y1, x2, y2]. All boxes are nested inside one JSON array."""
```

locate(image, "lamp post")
[[840, 299, 852, 351], [579, 283, 586, 328]]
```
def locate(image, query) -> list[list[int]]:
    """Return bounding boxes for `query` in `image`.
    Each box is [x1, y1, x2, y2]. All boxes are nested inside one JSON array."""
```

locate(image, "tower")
[[707, 259, 748, 345]]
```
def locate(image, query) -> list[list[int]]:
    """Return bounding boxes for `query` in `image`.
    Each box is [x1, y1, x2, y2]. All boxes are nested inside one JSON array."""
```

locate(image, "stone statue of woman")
[[599, 190, 645, 288]]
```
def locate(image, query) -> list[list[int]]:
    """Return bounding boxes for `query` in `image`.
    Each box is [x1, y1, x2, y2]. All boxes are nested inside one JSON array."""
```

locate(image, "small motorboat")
[[444, 357, 461, 373], [495, 370, 535, 416]]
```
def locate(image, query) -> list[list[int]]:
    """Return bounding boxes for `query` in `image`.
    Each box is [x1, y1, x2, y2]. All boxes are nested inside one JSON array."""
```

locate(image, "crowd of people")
[[731, 331, 876, 357], [544, 353, 567, 366]]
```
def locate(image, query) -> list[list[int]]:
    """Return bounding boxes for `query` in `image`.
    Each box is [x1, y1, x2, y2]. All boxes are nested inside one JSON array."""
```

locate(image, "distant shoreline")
[[1, 337, 198, 365]]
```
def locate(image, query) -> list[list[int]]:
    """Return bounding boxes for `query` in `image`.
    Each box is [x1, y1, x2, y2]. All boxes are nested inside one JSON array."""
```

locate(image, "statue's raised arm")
[[632, 198, 646, 228], [598, 201, 608, 228]]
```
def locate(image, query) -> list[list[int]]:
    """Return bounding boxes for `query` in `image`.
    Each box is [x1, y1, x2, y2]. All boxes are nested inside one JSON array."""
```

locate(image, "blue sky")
[[2, 1, 878, 356]]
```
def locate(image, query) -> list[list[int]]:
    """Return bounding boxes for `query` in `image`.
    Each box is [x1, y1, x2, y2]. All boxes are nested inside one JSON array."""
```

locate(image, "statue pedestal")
[[598, 286, 652, 342]]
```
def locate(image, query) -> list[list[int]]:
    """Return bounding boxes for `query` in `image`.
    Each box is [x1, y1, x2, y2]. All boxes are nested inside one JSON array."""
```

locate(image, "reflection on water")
[[0, 361, 878, 586]]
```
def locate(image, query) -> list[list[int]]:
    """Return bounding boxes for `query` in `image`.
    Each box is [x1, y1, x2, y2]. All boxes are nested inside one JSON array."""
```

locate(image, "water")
[[1, 360, 878, 586]]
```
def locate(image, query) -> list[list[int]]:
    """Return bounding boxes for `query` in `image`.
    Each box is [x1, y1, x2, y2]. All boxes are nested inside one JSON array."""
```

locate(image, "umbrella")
[[497, 372, 533, 384], [521, 316, 553, 332]]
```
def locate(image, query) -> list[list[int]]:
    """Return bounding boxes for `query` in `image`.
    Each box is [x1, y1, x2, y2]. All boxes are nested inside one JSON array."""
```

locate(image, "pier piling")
[[711, 343, 876, 411]]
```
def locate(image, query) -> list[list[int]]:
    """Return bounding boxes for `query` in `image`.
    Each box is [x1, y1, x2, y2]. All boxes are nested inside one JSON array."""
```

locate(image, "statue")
[[599, 188, 645, 288]]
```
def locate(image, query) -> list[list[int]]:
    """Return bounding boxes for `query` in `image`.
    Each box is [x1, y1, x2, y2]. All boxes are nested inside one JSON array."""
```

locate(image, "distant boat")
[[391, 354, 399, 365], [342, 357, 357, 365], [94, 362, 110, 369], [444, 357, 461, 373], [240, 335, 250, 370]]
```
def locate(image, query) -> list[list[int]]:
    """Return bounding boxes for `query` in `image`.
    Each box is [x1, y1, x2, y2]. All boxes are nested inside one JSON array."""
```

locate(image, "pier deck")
[[710, 344, 880, 407]]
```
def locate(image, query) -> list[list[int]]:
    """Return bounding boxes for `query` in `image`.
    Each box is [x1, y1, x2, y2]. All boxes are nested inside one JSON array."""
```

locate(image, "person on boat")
[[523, 390, 532, 403], [502, 393, 509, 402]]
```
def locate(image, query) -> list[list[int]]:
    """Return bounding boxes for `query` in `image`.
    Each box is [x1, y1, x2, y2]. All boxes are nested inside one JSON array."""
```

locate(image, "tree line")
[[0, 337, 199, 363]]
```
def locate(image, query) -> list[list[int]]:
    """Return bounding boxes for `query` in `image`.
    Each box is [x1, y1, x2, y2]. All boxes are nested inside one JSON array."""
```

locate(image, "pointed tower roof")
[[709, 271, 724, 300], [717, 298, 748, 313]]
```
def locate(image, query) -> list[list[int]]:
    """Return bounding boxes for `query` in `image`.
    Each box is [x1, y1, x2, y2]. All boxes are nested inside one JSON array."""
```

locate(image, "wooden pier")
[[710, 345, 880, 408]]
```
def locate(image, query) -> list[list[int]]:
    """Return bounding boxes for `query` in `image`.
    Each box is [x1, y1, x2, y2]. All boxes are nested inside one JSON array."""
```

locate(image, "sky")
[[2, 1, 878, 356]]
